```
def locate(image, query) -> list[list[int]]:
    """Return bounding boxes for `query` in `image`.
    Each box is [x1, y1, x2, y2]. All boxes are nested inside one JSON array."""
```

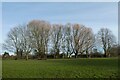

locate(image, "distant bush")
[[2, 52, 10, 59], [90, 52, 104, 58]]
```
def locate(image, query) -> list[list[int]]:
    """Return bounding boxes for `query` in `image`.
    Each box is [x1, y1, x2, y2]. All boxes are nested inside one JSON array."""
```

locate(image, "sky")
[[0, 2, 118, 54], [1, 0, 119, 2]]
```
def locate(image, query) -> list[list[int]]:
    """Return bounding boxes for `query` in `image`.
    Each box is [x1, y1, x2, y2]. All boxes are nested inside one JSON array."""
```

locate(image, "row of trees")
[[2, 20, 117, 60]]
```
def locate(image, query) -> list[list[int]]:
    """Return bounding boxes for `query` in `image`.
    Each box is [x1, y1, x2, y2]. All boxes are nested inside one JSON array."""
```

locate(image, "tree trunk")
[[104, 49, 107, 57], [75, 50, 78, 58], [86, 50, 89, 58], [75, 54, 77, 58], [26, 54, 28, 60], [16, 49, 19, 60], [20, 49, 23, 59]]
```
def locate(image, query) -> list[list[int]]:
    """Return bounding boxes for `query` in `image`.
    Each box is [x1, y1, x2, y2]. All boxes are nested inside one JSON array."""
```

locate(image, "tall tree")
[[3, 26, 22, 59], [2, 25, 33, 60], [51, 24, 62, 58], [27, 20, 51, 59], [97, 28, 116, 57], [64, 23, 73, 57], [19, 25, 32, 60], [72, 24, 94, 58]]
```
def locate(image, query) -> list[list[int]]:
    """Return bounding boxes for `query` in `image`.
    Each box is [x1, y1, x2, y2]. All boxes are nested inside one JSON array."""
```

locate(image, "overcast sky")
[[0, 2, 118, 54]]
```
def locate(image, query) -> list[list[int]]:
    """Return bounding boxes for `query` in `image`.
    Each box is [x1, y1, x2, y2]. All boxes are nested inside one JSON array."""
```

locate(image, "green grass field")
[[2, 58, 118, 78], [0, 59, 2, 78]]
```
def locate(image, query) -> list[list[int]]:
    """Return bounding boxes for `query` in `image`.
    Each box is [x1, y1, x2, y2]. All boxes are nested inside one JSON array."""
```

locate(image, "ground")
[[0, 58, 1, 78], [2, 58, 118, 78]]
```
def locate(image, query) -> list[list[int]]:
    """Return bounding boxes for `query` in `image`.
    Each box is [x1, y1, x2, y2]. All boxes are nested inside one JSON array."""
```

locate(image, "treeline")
[[2, 20, 118, 60]]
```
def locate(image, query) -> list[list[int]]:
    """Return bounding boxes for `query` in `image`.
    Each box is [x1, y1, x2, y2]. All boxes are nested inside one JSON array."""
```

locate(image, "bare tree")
[[2, 26, 23, 59], [82, 28, 95, 58], [2, 25, 33, 60], [72, 24, 94, 58], [63, 23, 73, 58], [19, 25, 32, 60], [4, 19, 116, 60], [51, 24, 62, 58], [27, 20, 51, 59], [97, 28, 116, 57]]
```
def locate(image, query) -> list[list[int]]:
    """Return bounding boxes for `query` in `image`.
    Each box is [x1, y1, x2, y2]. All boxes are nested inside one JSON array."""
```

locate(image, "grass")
[[2, 58, 118, 78], [0, 59, 2, 78]]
